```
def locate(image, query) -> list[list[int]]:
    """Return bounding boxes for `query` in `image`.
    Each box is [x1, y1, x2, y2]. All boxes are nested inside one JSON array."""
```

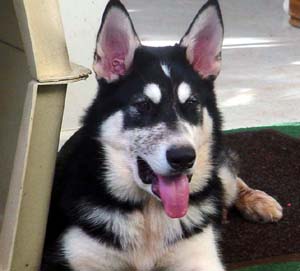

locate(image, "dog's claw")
[[236, 188, 283, 223]]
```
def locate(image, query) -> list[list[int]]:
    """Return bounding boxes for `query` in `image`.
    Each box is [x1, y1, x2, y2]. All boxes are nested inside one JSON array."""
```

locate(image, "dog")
[[41, 0, 283, 270]]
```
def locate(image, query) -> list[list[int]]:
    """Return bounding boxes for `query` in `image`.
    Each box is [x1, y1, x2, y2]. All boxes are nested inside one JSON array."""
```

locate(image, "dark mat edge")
[[228, 254, 300, 270], [224, 123, 300, 138]]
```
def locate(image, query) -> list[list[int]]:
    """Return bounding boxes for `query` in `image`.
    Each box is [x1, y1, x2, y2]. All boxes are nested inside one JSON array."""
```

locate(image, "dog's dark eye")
[[133, 100, 153, 113], [185, 97, 198, 106]]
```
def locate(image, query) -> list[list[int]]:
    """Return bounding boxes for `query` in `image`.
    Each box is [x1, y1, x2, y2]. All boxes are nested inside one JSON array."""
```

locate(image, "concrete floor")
[[60, 0, 300, 145]]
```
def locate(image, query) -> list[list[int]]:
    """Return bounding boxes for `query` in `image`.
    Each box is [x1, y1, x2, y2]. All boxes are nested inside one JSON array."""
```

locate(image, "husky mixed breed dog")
[[42, 0, 283, 270]]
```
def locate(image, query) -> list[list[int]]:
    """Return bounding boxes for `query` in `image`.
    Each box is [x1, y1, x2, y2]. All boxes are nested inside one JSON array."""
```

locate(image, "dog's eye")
[[133, 100, 153, 113], [185, 97, 198, 106]]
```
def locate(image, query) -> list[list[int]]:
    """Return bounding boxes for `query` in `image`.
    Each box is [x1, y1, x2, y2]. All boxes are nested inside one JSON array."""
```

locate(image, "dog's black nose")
[[167, 146, 196, 171]]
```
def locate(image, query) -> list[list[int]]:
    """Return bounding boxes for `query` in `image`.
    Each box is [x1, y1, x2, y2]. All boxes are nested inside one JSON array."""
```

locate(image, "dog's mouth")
[[137, 157, 191, 219]]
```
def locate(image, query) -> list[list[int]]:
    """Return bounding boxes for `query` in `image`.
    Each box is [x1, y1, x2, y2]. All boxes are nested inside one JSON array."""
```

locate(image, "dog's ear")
[[180, 0, 224, 80], [93, 0, 140, 82]]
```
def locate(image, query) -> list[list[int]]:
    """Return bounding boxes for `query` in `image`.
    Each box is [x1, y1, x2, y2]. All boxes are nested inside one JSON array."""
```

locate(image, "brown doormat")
[[221, 130, 300, 269]]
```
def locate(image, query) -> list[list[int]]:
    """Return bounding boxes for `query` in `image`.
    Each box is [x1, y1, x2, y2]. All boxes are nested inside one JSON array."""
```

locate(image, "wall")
[[59, 0, 108, 144]]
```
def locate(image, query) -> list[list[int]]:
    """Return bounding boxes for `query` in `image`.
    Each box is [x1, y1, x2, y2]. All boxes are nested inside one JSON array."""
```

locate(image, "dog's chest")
[[127, 199, 182, 270], [63, 200, 183, 271]]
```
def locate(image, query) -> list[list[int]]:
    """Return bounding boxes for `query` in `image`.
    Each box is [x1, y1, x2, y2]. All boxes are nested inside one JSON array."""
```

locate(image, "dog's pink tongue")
[[157, 175, 189, 218]]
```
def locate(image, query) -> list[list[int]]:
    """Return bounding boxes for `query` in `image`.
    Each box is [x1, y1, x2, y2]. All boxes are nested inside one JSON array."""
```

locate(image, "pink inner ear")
[[93, 5, 140, 81], [192, 23, 221, 78], [102, 29, 129, 77], [191, 22, 220, 77]]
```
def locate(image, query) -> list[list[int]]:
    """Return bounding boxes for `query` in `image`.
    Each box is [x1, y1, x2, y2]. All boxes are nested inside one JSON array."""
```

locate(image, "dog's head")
[[88, 0, 224, 218]]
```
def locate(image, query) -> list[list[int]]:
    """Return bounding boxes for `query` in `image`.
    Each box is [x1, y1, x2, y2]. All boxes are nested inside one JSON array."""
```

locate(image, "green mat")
[[225, 123, 300, 138], [238, 262, 300, 271], [223, 122, 300, 271]]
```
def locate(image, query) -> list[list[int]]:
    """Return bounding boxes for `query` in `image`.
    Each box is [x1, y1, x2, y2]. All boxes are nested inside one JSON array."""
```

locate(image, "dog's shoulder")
[[54, 128, 106, 193]]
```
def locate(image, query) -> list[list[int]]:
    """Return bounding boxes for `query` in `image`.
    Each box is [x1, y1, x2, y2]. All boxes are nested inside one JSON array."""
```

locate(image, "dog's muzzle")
[[137, 148, 195, 219]]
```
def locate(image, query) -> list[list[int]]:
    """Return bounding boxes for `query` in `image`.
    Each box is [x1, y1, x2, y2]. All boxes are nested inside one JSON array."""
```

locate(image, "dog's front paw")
[[236, 188, 283, 223]]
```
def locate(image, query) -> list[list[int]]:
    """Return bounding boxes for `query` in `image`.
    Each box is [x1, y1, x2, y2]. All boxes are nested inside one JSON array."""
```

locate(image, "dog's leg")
[[157, 225, 224, 271], [219, 148, 283, 223], [221, 173, 283, 223], [218, 163, 239, 223], [235, 177, 283, 223]]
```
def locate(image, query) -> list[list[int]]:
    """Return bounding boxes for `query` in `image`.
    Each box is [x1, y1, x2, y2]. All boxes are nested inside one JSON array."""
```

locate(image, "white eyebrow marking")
[[178, 82, 192, 103], [144, 83, 162, 104], [161, 64, 171, 77]]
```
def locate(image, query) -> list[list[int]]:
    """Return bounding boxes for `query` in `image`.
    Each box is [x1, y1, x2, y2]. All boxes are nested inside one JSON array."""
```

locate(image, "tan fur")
[[190, 109, 214, 193], [235, 178, 283, 223], [128, 198, 181, 271]]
